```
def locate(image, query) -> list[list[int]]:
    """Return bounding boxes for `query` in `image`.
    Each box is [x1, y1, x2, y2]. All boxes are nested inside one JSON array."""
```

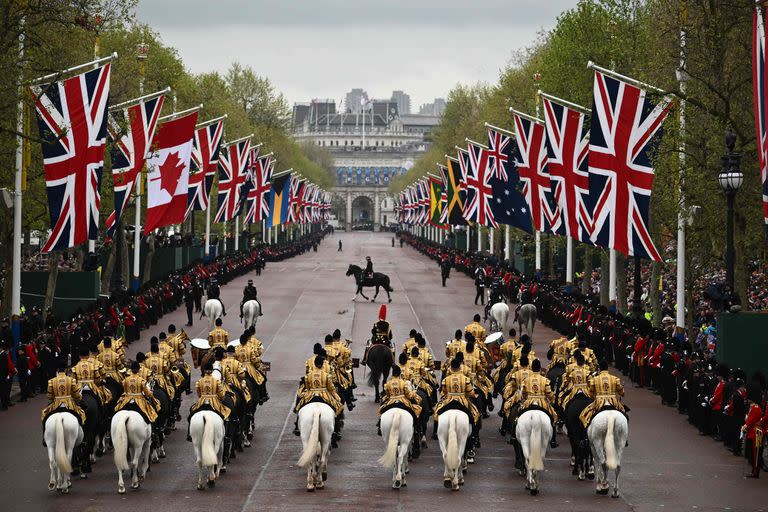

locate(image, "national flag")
[[541, 98, 593, 242], [429, 174, 446, 227], [301, 182, 316, 223], [214, 140, 251, 223], [266, 172, 291, 227], [31, 63, 111, 252], [462, 141, 497, 227], [513, 111, 561, 234], [287, 175, 305, 224], [440, 157, 467, 226], [587, 70, 672, 261], [187, 119, 224, 217], [233, 145, 260, 219], [105, 92, 164, 240], [418, 179, 430, 225], [243, 154, 273, 224], [486, 126, 533, 234], [145, 111, 198, 233], [754, 6, 768, 233]]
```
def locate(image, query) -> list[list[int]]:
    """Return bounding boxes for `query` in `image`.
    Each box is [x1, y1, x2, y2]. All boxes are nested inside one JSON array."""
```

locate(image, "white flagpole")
[[489, 227, 495, 254], [534, 76, 543, 275], [234, 217, 239, 251], [131, 48, 146, 291], [262, 219, 266, 243], [204, 200, 211, 259], [609, 248, 617, 304], [566, 237, 574, 285], [505, 225, 510, 260], [477, 226, 483, 252], [676, 9, 688, 331], [466, 224, 471, 251], [11, 17, 25, 349]]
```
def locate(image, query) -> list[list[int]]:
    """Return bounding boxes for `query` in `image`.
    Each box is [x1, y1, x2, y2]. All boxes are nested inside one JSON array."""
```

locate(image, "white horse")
[[489, 302, 509, 333], [111, 410, 152, 494], [44, 412, 83, 493], [379, 408, 413, 489], [517, 303, 537, 340], [203, 299, 223, 331], [515, 409, 553, 495], [189, 410, 226, 490], [296, 402, 335, 492], [437, 410, 471, 491], [241, 299, 261, 330], [588, 410, 628, 498]]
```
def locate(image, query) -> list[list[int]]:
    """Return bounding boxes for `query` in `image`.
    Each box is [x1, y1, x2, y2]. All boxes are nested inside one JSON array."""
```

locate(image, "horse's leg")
[[372, 285, 378, 302], [306, 464, 315, 491], [47, 446, 57, 491], [612, 465, 620, 498]]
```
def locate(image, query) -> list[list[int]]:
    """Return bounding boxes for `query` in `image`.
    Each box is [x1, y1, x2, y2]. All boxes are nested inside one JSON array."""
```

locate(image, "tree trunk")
[[650, 260, 661, 323], [616, 252, 627, 315], [599, 250, 610, 307], [142, 233, 154, 285], [44, 252, 59, 313]]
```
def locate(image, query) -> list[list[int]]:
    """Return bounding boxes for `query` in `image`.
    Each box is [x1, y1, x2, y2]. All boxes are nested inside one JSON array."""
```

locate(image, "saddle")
[[119, 402, 152, 425], [41, 408, 83, 428]]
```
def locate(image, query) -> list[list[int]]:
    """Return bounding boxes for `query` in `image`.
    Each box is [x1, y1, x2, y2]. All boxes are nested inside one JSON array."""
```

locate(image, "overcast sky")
[[136, 0, 580, 110]]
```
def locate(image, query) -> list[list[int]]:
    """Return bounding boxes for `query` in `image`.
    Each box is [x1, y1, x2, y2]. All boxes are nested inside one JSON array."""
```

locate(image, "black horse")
[[346, 264, 393, 303], [365, 343, 394, 403], [564, 393, 594, 480]]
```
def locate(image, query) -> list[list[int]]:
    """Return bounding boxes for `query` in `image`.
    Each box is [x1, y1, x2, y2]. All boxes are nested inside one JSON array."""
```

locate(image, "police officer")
[[207, 278, 226, 316], [184, 286, 195, 327], [364, 256, 374, 279], [240, 279, 261, 317]]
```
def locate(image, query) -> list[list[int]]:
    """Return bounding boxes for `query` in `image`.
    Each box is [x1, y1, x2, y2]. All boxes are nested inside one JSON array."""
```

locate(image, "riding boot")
[[550, 427, 559, 449], [376, 418, 382, 436], [293, 417, 300, 436], [499, 416, 507, 436], [432, 418, 438, 440]]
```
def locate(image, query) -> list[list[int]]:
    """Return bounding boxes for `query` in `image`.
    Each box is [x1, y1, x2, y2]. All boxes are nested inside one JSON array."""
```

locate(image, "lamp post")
[[717, 131, 743, 299]]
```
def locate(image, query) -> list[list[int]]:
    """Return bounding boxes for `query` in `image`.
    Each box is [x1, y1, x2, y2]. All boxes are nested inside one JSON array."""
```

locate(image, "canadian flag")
[[144, 112, 198, 233]]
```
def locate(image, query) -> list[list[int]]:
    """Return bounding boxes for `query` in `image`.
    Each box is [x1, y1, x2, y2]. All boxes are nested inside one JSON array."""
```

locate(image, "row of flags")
[[397, 66, 672, 262], [29, 61, 331, 253]]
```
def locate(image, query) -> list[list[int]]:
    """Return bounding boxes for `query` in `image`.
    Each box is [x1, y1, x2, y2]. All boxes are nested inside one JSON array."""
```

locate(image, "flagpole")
[[234, 217, 239, 251], [196, 114, 227, 129], [108, 87, 170, 112], [204, 199, 211, 260], [11, 16, 25, 353], [29, 52, 118, 85], [489, 228, 494, 254], [587, 60, 666, 94], [505, 225, 510, 260], [675, 2, 688, 330], [158, 104, 203, 123], [537, 90, 592, 114], [566, 237, 574, 286], [132, 45, 147, 292], [533, 73, 543, 275]]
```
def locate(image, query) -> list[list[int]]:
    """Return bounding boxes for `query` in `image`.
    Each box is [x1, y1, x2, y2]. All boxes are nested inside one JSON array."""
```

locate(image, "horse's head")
[[346, 264, 360, 276]]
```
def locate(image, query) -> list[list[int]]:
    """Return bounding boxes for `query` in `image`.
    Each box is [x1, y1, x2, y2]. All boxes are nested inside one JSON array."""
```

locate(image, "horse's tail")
[[201, 414, 218, 467], [446, 414, 460, 473], [297, 409, 321, 468], [385, 277, 393, 293], [526, 312, 535, 340], [604, 413, 618, 470], [367, 347, 384, 388], [54, 415, 73, 474], [379, 411, 401, 467], [113, 414, 130, 472], [529, 415, 544, 471]]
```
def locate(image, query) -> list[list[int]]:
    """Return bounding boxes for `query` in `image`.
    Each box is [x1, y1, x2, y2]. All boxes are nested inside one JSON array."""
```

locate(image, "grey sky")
[[136, 0, 579, 109]]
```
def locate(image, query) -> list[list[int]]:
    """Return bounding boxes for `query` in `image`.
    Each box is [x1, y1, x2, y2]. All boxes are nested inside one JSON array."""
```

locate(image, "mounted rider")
[[558, 349, 593, 410], [186, 361, 231, 441], [324, 334, 355, 411], [464, 314, 486, 344], [484, 277, 504, 321], [97, 337, 125, 384], [71, 346, 112, 407], [208, 318, 229, 349], [363, 256, 374, 280], [207, 278, 226, 316], [113, 361, 159, 424], [518, 359, 558, 426], [371, 305, 393, 347], [240, 279, 263, 318], [378, 364, 422, 429], [293, 355, 344, 442], [434, 356, 480, 451], [579, 360, 627, 428], [236, 332, 269, 404], [41, 363, 86, 426]]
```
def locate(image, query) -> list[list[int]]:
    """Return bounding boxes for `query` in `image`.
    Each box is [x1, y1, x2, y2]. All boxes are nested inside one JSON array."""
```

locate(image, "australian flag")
[[486, 126, 533, 234]]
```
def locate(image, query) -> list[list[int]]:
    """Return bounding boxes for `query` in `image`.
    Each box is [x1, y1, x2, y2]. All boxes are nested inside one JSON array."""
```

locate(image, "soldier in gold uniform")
[[401, 329, 419, 357], [71, 346, 112, 406], [186, 362, 231, 441], [580, 360, 626, 427], [41, 364, 86, 425], [500, 355, 533, 435], [114, 361, 159, 424], [97, 337, 125, 384], [236, 333, 268, 404], [434, 357, 481, 453], [143, 341, 176, 401], [221, 345, 251, 404], [444, 329, 466, 371], [518, 359, 558, 423], [378, 365, 422, 433], [464, 314, 486, 344], [547, 336, 571, 370], [294, 355, 344, 444], [559, 350, 593, 409], [324, 334, 354, 411], [98, 334, 126, 363], [208, 318, 229, 350]]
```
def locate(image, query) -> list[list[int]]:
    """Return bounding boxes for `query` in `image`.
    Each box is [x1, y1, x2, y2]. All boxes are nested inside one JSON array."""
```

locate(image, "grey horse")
[[517, 303, 537, 340]]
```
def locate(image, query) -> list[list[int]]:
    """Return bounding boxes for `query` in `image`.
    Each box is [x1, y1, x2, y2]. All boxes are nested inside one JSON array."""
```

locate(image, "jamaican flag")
[[439, 157, 467, 225], [429, 172, 447, 228]]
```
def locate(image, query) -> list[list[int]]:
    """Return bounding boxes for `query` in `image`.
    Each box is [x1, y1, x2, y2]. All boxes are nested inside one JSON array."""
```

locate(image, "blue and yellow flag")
[[266, 172, 291, 227]]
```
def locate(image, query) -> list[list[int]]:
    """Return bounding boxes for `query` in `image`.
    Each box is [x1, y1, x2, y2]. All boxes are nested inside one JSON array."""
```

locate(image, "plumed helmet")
[[379, 304, 387, 321]]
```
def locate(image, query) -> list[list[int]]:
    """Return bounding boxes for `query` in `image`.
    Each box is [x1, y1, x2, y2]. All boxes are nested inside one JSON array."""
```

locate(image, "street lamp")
[[717, 131, 743, 299]]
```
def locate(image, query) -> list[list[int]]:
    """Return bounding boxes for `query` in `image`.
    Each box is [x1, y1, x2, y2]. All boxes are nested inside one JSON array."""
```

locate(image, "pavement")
[[0, 231, 764, 512]]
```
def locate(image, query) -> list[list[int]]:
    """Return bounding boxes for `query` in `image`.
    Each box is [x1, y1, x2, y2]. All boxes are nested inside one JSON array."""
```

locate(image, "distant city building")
[[292, 94, 442, 231], [344, 88, 367, 113], [419, 98, 446, 116], [390, 90, 411, 115]]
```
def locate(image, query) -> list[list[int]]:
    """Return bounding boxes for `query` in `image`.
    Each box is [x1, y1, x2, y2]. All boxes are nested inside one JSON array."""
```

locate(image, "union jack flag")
[[310, 185, 322, 223], [214, 140, 251, 223], [187, 119, 224, 217], [287, 176, 305, 224], [587, 70, 671, 261], [31, 63, 111, 252], [541, 97, 593, 242], [105, 92, 164, 240], [301, 182, 316, 223], [754, 6, 768, 234], [462, 142, 497, 227], [243, 154, 272, 224], [513, 111, 560, 234], [417, 179, 430, 225]]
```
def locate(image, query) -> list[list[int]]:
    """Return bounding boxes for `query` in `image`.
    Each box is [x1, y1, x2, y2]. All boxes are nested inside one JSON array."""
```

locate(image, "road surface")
[[0, 232, 762, 512]]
